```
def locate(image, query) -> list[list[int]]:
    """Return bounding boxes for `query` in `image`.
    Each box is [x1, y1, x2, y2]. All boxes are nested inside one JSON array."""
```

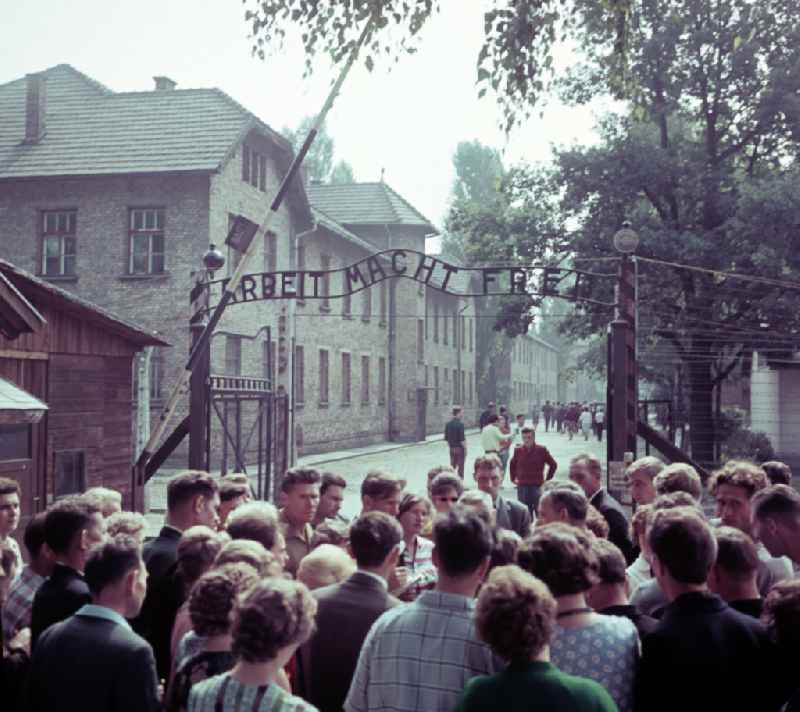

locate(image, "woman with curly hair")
[[165, 563, 259, 712], [188, 578, 318, 711], [455, 565, 617, 711], [517, 523, 638, 712]]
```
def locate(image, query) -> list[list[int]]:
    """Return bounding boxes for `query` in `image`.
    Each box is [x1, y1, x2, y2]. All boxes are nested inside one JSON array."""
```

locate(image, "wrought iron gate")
[[205, 374, 289, 500]]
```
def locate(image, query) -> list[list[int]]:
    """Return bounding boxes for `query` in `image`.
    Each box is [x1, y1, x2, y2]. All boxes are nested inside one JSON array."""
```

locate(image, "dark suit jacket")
[[142, 525, 182, 581], [296, 571, 401, 712], [25, 609, 160, 712], [495, 495, 532, 538], [636, 592, 784, 712], [30, 563, 91, 649], [134, 526, 184, 680], [590, 489, 635, 564]]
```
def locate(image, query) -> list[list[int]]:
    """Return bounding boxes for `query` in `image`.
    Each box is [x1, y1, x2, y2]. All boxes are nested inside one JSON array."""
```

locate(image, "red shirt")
[[509, 443, 558, 486]]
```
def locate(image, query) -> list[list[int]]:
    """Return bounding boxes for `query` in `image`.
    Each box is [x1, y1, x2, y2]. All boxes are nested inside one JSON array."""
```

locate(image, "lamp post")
[[188, 245, 225, 470], [608, 223, 639, 500]]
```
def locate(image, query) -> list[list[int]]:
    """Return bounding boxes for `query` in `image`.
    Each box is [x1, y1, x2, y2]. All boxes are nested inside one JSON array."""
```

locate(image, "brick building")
[[494, 333, 560, 417], [0, 64, 489, 469]]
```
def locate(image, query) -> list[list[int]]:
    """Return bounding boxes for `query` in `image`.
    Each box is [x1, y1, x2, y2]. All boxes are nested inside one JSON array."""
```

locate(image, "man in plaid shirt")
[[2, 512, 53, 640], [344, 507, 503, 712]]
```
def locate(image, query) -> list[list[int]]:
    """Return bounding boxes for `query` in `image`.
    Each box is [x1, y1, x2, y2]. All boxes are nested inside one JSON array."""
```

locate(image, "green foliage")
[[330, 160, 356, 184], [283, 116, 334, 183], [718, 408, 775, 462], [283, 118, 356, 184]]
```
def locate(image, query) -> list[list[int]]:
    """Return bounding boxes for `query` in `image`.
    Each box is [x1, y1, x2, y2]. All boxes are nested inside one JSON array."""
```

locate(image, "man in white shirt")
[[480, 415, 509, 454]]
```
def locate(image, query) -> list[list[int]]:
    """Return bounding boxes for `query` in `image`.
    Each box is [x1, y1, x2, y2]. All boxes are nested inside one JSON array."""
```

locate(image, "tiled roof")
[[0, 259, 168, 347], [309, 207, 383, 255], [0, 64, 312, 230], [307, 182, 438, 233], [0, 64, 292, 177]]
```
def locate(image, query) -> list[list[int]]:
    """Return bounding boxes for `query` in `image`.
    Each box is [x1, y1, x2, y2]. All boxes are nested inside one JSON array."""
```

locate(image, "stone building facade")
[[494, 334, 560, 417], [0, 64, 490, 469]]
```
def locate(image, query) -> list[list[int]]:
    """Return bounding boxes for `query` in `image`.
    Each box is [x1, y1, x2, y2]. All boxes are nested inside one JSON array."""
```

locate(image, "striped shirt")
[[344, 590, 503, 712], [2, 564, 45, 639]]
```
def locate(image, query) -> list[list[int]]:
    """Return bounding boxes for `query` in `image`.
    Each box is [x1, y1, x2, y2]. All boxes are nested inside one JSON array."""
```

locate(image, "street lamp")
[[613, 221, 640, 254], [203, 243, 225, 278]]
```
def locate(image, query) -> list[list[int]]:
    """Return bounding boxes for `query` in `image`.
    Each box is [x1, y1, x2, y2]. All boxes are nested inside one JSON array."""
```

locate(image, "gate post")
[[189, 272, 211, 471], [607, 225, 639, 498]]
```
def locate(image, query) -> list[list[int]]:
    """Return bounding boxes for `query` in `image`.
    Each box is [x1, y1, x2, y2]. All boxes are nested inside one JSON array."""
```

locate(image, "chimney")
[[23, 72, 47, 144], [153, 76, 177, 91]]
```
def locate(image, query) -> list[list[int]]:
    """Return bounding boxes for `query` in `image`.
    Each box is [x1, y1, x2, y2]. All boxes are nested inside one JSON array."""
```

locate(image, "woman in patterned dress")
[[188, 578, 319, 712], [517, 523, 639, 712]]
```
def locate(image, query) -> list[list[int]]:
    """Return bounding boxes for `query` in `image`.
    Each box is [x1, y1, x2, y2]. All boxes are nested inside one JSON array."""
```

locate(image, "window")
[[362, 287, 372, 321], [242, 144, 266, 191], [342, 268, 352, 317], [295, 345, 304, 404], [461, 371, 466, 405], [150, 348, 164, 400], [469, 318, 474, 352], [342, 352, 351, 405], [129, 208, 165, 274], [361, 355, 370, 405], [41, 210, 76, 276], [54, 450, 85, 497], [444, 369, 450, 404], [425, 365, 429, 387], [319, 349, 329, 405], [321, 254, 331, 310], [433, 303, 439, 343], [461, 316, 466, 350], [434, 366, 439, 405], [380, 281, 387, 325], [453, 369, 459, 403], [443, 313, 448, 345], [417, 319, 424, 363], [225, 335, 242, 376], [453, 310, 458, 348], [468, 372, 473, 404], [263, 231, 277, 273], [378, 357, 386, 405], [0, 424, 31, 461]]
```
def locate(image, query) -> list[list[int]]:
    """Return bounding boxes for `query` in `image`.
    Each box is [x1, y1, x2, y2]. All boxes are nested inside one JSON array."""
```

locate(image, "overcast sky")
[[3, 0, 610, 226]]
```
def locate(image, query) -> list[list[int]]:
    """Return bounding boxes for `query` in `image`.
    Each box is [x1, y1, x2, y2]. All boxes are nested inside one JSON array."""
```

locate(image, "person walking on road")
[[479, 402, 496, 430], [579, 408, 593, 441], [444, 407, 467, 479], [480, 415, 510, 458], [509, 428, 557, 517], [542, 401, 553, 432]]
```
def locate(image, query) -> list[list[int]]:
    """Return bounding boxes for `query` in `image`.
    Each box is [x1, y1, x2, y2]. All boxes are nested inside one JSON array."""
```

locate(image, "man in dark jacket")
[[26, 537, 159, 712], [478, 402, 496, 429], [30, 496, 104, 648], [637, 507, 784, 712], [297, 512, 403, 712], [569, 453, 635, 564], [134, 470, 219, 680], [444, 406, 467, 478], [475, 454, 532, 537]]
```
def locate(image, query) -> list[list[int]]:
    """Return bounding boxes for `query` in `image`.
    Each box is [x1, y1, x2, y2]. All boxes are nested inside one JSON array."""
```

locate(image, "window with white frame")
[[41, 210, 77, 277], [129, 208, 165, 274]]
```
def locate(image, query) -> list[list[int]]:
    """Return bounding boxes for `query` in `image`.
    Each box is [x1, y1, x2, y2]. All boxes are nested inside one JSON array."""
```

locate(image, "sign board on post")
[[608, 456, 633, 505]]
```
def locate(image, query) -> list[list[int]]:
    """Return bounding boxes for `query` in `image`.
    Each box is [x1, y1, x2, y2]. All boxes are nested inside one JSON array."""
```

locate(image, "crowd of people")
[[1, 442, 800, 711]]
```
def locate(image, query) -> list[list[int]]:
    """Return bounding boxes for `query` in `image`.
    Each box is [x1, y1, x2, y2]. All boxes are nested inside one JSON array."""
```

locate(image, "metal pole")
[[134, 19, 374, 472]]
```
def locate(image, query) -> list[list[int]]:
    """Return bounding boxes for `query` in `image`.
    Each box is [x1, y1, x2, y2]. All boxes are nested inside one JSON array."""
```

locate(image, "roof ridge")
[[0, 63, 114, 95], [380, 182, 438, 232]]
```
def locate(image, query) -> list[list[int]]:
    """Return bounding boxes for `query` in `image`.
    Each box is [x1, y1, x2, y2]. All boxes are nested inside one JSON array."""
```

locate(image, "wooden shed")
[[0, 260, 167, 522]]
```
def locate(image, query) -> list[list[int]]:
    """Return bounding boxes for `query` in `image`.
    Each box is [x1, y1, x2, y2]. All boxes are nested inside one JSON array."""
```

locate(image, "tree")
[[329, 159, 356, 184], [243, 1, 633, 131], [451, 141, 505, 207], [484, 0, 800, 464], [283, 116, 334, 182]]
